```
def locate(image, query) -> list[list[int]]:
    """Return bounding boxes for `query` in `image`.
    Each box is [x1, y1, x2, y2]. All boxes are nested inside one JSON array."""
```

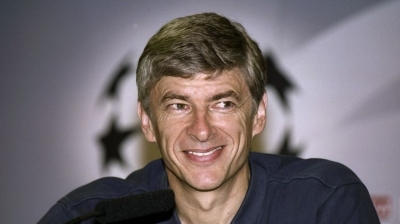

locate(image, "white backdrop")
[[1, 0, 399, 223]]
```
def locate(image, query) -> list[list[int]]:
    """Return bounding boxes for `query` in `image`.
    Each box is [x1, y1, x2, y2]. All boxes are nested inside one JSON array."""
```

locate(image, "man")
[[40, 13, 379, 223]]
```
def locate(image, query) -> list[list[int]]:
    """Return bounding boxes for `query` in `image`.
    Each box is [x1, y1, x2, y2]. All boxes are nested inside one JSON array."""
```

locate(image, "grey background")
[[1, 0, 399, 223]]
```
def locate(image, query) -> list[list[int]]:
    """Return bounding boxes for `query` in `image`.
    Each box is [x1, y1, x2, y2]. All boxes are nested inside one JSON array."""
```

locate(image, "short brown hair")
[[136, 12, 267, 115]]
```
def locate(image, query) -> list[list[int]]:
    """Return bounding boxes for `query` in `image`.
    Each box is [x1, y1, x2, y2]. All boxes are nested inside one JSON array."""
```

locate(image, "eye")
[[213, 101, 236, 110], [167, 103, 190, 111]]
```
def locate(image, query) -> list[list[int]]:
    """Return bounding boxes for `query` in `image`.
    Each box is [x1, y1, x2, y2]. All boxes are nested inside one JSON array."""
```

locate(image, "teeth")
[[188, 147, 222, 157]]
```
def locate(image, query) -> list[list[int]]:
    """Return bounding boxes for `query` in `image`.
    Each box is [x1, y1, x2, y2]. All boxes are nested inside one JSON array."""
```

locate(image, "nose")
[[186, 109, 216, 142]]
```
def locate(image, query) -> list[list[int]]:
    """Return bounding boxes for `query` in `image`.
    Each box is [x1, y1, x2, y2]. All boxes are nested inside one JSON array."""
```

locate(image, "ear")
[[137, 101, 157, 142], [252, 92, 267, 137]]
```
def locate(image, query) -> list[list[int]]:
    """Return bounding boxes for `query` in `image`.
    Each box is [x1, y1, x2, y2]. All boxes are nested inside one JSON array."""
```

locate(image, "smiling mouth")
[[186, 146, 222, 157]]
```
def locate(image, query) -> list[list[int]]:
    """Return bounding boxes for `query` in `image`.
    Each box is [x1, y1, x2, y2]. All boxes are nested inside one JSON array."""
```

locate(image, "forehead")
[[151, 70, 249, 99]]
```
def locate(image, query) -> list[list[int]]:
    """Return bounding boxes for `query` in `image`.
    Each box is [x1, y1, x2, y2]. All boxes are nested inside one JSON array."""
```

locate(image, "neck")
[[168, 165, 250, 224]]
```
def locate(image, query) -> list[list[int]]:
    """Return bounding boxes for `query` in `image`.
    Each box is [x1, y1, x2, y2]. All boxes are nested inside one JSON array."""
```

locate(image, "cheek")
[[155, 117, 186, 148], [212, 114, 251, 140]]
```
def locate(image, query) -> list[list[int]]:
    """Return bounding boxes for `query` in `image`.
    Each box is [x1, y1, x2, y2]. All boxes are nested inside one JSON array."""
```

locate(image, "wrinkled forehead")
[[152, 68, 246, 89], [150, 70, 250, 101]]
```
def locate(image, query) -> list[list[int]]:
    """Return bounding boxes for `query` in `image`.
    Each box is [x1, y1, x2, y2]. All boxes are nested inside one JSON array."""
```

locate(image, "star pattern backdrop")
[[1, 1, 399, 223], [97, 53, 302, 169]]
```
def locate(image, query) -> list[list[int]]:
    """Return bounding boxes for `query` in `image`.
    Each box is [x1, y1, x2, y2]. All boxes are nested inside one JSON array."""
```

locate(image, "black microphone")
[[64, 189, 175, 224]]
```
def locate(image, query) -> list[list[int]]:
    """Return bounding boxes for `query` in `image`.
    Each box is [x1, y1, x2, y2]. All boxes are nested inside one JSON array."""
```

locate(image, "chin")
[[187, 176, 225, 192]]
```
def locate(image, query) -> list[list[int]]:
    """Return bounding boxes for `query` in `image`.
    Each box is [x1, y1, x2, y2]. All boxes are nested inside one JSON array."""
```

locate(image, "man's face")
[[138, 70, 267, 191]]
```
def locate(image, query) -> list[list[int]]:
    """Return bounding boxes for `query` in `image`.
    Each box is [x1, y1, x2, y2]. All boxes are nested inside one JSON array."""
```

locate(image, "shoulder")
[[60, 176, 141, 206], [39, 159, 166, 223], [39, 176, 141, 223], [249, 152, 361, 188], [62, 159, 165, 204], [126, 158, 166, 188], [246, 153, 379, 223]]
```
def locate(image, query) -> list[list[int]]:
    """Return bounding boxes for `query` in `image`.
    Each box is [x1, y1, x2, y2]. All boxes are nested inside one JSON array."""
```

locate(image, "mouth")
[[186, 146, 223, 157]]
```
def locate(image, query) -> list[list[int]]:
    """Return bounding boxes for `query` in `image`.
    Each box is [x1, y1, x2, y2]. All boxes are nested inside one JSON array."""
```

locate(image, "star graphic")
[[98, 117, 140, 167], [264, 54, 296, 111], [276, 130, 303, 157], [101, 63, 132, 100]]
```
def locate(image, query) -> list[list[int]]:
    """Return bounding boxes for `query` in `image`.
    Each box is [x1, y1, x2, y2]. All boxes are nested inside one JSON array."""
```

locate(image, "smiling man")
[[138, 70, 265, 223], [40, 13, 379, 223]]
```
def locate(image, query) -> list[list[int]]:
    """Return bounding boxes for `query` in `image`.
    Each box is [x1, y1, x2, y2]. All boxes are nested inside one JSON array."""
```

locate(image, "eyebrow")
[[209, 90, 241, 102], [160, 92, 188, 103], [160, 90, 241, 103]]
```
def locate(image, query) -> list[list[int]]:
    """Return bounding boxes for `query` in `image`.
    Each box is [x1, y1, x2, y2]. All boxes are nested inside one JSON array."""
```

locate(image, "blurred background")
[[1, 0, 399, 223]]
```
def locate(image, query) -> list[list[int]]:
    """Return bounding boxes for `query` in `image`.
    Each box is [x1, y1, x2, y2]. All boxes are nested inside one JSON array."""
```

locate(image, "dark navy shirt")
[[39, 152, 380, 223]]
